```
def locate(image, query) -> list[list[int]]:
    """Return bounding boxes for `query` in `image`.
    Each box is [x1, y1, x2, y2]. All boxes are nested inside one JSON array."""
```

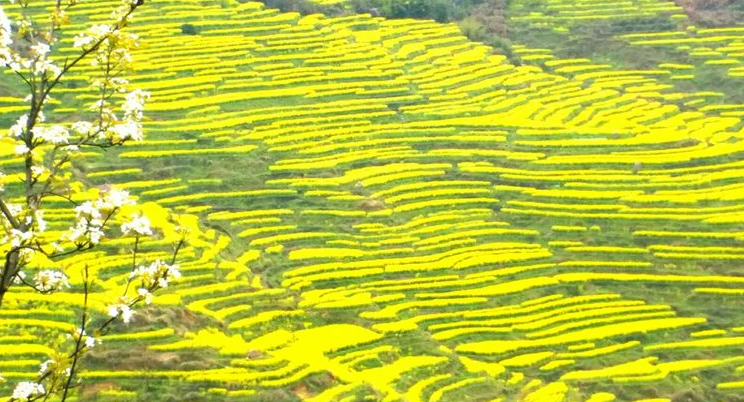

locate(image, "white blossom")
[[0, 3, 12, 66], [23, 42, 61, 78], [12, 270, 26, 285], [35, 210, 47, 232], [17, 247, 34, 263], [7, 59, 23, 72], [137, 287, 152, 304], [129, 260, 181, 290], [33, 57, 61, 78], [121, 214, 152, 236], [108, 120, 143, 142], [91, 76, 129, 92], [101, 188, 134, 209], [5, 228, 33, 248], [0, 5, 10, 45], [87, 98, 114, 116], [30, 42, 50, 58], [37, 359, 72, 379], [64, 201, 105, 245], [33, 270, 69, 292], [67, 220, 104, 245], [67, 328, 100, 349], [30, 165, 47, 178], [111, 77, 129, 92], [12, 382, 45, 400], [38, 359, 55, 376], [64, 190, 133, 245], [85, 335, 99, 348], [8, 115, 28, 138], [122, 89, 150, 121], [107, 299, 134, 324], [71, 120, 96, 137], [76, 201, 101, 219], [14, 143, 29, 155], [73, 24, 110, 49], [32, 125, 70, 145]]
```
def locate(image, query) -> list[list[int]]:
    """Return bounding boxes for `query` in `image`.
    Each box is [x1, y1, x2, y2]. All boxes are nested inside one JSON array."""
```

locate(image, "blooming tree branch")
[[0, 0, 149, 307], [5, 236, 185, 402], [0, 0, 191, 400]]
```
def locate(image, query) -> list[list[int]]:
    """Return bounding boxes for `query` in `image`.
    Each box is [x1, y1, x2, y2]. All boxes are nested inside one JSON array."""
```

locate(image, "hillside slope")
[[2, 0, 744, 401]]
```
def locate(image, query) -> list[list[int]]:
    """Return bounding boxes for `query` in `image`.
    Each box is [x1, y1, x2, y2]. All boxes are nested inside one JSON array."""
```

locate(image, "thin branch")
[[60, 265, 89, 402], [38, 191, 79, 207], [171, 239, 185, 266], [38, 4, 140, 111], [0, 198, 20, 229], [123, 235, 139, 296], [13, 272, 41, 292], [13, 69, 33, 90], [48, 243, 89, 260]]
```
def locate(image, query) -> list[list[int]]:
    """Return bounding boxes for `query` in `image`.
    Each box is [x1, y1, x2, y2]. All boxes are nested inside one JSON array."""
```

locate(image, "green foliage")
[[456, 1, 519, 64], [571, 16, 677, 37], [180, 24, 199, 35], [349, 0, 488, 22], [259, 0, 345, 15], [458, 16, 487, 41]]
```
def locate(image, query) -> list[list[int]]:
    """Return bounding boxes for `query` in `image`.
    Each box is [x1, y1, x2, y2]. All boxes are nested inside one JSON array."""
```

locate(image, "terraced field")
[[2, 0, 744, 401]]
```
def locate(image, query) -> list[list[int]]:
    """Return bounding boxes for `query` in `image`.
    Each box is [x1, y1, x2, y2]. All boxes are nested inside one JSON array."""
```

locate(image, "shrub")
[[181, 24, 199, 35]]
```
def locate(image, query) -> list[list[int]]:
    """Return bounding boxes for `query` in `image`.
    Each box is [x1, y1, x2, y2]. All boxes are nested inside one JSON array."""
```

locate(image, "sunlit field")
[[2, 0, 744, 401]]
